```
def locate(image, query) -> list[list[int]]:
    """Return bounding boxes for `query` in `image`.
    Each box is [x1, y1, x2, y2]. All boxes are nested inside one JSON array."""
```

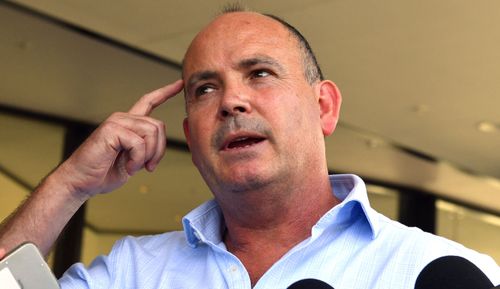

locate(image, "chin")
[[216, 169, 275, 194]]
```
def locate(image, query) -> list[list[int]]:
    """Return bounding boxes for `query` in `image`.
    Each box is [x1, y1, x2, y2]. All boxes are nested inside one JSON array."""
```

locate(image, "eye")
[[250, 69, 271, 79], [195, 85, 215, 97]]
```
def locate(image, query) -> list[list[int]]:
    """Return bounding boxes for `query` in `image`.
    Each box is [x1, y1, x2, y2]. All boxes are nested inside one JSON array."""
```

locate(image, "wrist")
[[40, 165, 91, 206]]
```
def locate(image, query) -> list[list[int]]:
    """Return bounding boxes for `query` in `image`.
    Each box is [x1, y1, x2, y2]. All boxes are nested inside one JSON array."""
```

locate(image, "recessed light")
[[411, 104, 430, 114], [139, 185, 149, 194], [484, 176, 500, 190], [16, 41, 32, 50], [365, 138, 382, 149], [476, 121, 498, 133]]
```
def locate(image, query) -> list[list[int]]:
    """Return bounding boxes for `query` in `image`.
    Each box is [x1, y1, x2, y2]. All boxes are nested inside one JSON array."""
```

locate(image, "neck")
[[218, 173, 339, 285]]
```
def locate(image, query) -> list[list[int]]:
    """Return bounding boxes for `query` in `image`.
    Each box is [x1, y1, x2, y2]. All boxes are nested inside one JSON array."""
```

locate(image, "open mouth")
[[223, 136, 266, 150]]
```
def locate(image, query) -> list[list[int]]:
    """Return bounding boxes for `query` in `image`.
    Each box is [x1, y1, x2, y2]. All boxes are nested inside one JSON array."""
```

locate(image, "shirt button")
[[229, 265, 238, 273]]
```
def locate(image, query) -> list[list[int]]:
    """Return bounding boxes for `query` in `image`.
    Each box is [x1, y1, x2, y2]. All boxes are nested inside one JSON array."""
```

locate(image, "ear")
[[183, 117, 192, 149], [315, 80, 342, 136]]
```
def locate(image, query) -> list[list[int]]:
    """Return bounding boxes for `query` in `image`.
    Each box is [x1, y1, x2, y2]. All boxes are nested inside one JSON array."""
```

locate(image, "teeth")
[[226, 136, 260, 149]]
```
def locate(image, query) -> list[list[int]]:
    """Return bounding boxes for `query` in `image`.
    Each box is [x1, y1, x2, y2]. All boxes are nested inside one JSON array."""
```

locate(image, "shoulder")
[[103, 230, 212, 268], [59, 231, 193, 289], [375, 212, 481, 256], [111, 231, 188, 258]]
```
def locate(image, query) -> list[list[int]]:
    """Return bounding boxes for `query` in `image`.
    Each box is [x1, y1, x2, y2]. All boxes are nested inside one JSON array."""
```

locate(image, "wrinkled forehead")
[[182, 12, 299, 79]]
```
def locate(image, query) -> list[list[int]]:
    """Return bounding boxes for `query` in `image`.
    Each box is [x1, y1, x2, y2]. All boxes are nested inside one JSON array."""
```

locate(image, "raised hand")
[[0, 80, 184, 257], [56, 79, 184, 200]]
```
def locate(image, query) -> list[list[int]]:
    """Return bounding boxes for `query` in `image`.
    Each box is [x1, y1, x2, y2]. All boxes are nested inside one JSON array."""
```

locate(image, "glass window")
[[437, 200, 500, 263], [367, 184, 400, 220]]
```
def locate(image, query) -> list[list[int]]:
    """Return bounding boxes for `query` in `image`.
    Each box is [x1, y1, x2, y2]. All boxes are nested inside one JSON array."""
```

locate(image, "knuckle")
[[152, 118, 164, 127], [98, 121, 116, 135], [133, 137, 146, 148], [150, 119, 165, 135], [100, 121, 119, 134], [142, 123, 157, 137], [156, 120, 166, 131], [109, 112, 125, 120]]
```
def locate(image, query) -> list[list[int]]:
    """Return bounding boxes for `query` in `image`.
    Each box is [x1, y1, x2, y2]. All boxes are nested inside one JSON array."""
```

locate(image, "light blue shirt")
[[59, 174, 500, 288]]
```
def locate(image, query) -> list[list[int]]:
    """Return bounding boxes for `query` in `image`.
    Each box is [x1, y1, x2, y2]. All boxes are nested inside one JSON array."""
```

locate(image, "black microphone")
[[287, 278, 334, 289], [415, 255, 497, 289]]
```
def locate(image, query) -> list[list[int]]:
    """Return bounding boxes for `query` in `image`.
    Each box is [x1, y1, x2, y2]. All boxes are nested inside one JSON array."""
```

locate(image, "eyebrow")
[[186, 55, 285, 92], [238, 55, 285, 73], [186, 70, 219, 93]]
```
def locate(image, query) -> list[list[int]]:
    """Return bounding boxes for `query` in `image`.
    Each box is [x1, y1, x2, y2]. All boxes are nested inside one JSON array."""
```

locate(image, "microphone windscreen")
[[287, 278, 334, 289], [415, 255, 494, 289]]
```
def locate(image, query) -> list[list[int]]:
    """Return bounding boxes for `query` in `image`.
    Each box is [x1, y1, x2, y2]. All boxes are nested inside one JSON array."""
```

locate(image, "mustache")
[[212, 116, 272, 149]]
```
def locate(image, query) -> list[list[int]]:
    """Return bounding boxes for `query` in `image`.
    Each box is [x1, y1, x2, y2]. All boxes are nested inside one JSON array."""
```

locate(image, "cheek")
[[186, 115, 213, 150], [278, 93, 321, 139], [256, 83, 310, 121]]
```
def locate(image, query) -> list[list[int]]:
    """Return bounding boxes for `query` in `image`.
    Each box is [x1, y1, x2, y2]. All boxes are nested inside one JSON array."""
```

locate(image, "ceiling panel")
[[8, 0, 330, 62]]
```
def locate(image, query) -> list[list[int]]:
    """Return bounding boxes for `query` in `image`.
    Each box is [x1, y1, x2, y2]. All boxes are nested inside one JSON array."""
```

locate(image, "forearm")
[[0, 170, 87, 257]]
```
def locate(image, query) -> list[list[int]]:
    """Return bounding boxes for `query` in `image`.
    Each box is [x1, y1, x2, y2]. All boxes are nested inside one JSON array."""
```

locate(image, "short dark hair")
[[220, 3, 324, 84]]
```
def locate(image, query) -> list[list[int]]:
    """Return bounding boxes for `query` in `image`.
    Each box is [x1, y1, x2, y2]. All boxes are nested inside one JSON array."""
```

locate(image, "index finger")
[[128, 79, 184, 116]]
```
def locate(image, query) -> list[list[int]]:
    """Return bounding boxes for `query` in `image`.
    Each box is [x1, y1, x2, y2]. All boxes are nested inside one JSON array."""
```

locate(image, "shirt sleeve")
[[57, 233, 182, 289], [57, 236, 133, 289], [58, 255, 111, 289]]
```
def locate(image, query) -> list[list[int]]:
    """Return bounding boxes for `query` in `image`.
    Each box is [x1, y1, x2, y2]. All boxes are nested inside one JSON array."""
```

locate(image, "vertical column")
[[398, 190, 436, 234], [53, 123, 93, 278]]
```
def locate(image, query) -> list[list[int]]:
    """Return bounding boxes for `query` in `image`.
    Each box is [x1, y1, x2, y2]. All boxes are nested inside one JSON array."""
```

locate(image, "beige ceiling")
[[1, 0, 499, 232]]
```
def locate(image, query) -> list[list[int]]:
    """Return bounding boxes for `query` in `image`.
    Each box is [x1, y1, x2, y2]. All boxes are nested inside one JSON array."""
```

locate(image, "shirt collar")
[[182, 199, 224, 248], [317, 174, 380, 239], [182, 174, 379, 247]]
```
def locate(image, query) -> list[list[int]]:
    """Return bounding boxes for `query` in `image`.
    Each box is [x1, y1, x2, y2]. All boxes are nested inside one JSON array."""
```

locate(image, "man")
[[1, 8, 499, 289]]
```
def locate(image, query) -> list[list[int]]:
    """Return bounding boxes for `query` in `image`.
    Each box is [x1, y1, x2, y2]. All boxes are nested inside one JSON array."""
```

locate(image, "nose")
[[218, 82, 252, 118]]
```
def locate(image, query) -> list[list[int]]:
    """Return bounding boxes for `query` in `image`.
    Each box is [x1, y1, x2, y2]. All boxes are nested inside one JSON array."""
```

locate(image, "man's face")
[[182, 12, 328, 196]]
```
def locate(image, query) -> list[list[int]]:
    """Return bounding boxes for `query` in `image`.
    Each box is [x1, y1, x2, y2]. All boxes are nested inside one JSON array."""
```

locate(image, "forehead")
[[182, 12, 302, 78]]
